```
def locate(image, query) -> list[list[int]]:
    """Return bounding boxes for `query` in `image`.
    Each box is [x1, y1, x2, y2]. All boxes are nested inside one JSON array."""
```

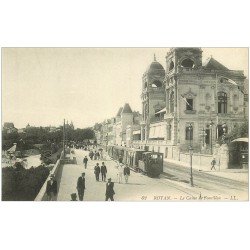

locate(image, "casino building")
[[133, 48, 247, 163]]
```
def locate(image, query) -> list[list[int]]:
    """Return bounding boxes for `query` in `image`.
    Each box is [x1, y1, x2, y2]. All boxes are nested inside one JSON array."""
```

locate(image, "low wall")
[[34, 150, 77, 201], [179, 153, 214, 171], [35, 152, 64, 201]]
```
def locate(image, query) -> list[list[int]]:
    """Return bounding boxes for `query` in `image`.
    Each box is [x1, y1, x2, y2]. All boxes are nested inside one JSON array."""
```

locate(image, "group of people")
[[74, 171, 115, 201], [94, 162, 108, 181], [117, 161, 131, 184], [89, 150, 102, 160], [46, 152, 131, 202]]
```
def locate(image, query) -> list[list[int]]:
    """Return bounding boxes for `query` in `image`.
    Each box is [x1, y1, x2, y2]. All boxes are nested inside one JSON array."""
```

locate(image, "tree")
[[226, 121, 248, 142]]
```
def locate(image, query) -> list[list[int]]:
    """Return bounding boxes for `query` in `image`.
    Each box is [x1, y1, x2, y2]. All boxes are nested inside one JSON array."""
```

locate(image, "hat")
[[108, 178, 111, 181]]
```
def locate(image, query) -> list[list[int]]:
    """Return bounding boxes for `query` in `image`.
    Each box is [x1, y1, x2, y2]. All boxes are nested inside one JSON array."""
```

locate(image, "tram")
[[107, 145, 163, 177]]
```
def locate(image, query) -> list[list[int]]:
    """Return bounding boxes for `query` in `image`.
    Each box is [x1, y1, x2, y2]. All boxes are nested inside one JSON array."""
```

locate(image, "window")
[[218, 92, 227, 114], [167, 125, 171, 140], [217, 125, 224, 138], [170, 92, 174, 113], [169, 61, 174, 71], [185, 126, 193, 140], [181, 58, 194, 68], [186, 98, 193, 110], [152, 80, 162, 88]]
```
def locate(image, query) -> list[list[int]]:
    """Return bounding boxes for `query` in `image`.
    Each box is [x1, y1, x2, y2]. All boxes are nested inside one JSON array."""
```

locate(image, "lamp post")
[[221, 123, 227, 144], [200, 128, 207, 149], [209, 120, 214, 155], [106, 133, 108, 152], [63, 119, 66, 158], [188, 123, 194, 187]]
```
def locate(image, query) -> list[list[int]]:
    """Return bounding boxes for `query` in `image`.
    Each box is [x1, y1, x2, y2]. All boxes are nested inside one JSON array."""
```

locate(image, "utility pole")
[[63, 119, 65, 158]]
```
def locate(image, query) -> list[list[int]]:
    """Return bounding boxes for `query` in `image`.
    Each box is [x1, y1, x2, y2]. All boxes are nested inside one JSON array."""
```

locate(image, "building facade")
[[133, 48, 247, 161]]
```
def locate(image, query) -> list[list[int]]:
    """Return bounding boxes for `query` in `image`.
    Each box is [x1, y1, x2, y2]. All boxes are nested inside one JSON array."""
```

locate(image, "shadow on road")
[[113, 182, 146, 186], [161, 172, 190, 184]]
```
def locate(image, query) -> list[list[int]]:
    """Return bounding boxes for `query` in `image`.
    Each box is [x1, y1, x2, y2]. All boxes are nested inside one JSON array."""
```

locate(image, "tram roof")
[[113, 146, 145, 152]]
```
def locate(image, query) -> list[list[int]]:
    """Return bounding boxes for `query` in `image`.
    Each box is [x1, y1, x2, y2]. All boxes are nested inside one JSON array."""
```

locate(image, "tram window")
[[151, 154, 158, 159]]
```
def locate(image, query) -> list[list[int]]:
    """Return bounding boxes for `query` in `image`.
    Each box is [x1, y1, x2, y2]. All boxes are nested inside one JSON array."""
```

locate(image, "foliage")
[[2, 165, 50, 201], [2, 126, 95, 151], [226, 120, 248, 143]]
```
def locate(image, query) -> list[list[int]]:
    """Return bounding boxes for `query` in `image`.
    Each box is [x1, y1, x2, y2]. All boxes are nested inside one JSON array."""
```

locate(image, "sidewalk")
[[164, 158, 249, 184]]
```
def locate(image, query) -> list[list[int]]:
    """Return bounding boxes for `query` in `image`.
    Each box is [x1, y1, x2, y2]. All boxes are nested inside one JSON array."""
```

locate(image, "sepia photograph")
[[2, 47, 249, 201]]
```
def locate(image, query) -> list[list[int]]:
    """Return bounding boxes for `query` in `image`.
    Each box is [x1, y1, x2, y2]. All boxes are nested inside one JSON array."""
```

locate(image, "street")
[[56, 149, 248, 201]]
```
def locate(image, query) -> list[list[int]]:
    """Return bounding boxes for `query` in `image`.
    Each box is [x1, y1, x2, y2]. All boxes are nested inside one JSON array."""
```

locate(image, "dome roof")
[[149, 61, 164, 71], [146, 54, 165, 75]]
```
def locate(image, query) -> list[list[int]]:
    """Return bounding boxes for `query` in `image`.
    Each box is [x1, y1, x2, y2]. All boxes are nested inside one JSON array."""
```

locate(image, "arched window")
[[233, 94, 239, 110], [169, 61, 174, 71], [152, 80, 163, 88], [218, 92, 227, 114], [181, 58, 194, 68], [169, 92, 174, 113], [185, 126, 193, 140]]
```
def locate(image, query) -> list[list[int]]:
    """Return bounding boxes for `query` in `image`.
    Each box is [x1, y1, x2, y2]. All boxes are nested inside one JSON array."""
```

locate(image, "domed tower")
[[141, 54, 165, 140]]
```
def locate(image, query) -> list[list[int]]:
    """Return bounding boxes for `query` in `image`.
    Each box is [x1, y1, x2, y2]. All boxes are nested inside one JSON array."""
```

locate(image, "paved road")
[[163, 161, 248, 200], [56, 149, 248, 201]]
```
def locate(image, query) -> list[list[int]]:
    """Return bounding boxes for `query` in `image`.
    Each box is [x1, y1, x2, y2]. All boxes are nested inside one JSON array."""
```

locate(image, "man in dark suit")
[[101, 162, 107, 182], [83, 156, 88, 169], [94, 163, 101, 181], [77, 172, 86, 201], [46, 174, 57, 201], [105, 178, 115, 201]]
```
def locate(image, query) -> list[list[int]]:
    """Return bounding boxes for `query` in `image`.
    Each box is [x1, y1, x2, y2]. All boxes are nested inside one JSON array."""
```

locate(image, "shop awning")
[[231, 138, 248, 143], [149, 125, 165, 139], [133, 130, 141, 135], [155, 107, 166, 114]]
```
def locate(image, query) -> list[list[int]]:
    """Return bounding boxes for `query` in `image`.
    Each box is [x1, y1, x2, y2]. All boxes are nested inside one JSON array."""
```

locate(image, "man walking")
[[117, 162, 123, 183], [77, 172, 86, 201], [101, 162, 107, 182], [211, 158, 216, 170], [123, 165, 130, 184], [94, 163, 101, 181], [46, 174, 57, 201], [105, 178, 115, 201], [83, 156, 88, 169]]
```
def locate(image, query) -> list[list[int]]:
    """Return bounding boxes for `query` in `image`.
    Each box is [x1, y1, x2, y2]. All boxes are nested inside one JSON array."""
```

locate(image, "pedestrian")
[[46, 174, 57, 201], [94, 151, 97, 160], [83, 156, 88, 169], [96, 151, 100, 160], [211, 158, 216, 170], [105, 178, 115, 201], [123, 165, 130, 184], [117, 162, 123, 183], [94, 163, 101, 181], [77, 172, 86, 201], [89, 151, 93, 160], [70, 193, 78, 201], [101, 162, 107, 181]]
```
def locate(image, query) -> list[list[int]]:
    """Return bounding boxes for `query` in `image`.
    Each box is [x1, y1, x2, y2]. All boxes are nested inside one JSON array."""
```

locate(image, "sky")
[[2, 48, 248, 129]]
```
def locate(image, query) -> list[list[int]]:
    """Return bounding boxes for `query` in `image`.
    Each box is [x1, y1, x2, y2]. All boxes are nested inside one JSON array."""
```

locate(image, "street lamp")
[[188, 123, 194, 187], [200, 128, 207, 149], [209, 120, 214, 155], [106, 133, 108, 151], [221, 123, 227, 144]]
